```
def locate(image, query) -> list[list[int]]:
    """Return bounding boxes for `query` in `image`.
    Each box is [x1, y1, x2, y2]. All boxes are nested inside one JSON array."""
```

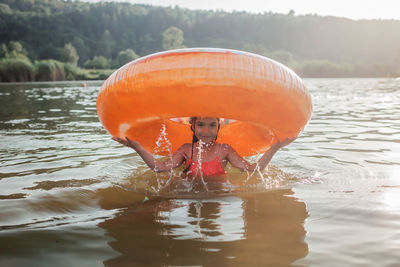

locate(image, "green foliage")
[[0, 41, 34, 81], [270, 50, 294, 66], [294, 60, 347, 77], [84, 69, 114, 80], [0, 58, 34, 82], [0, 44, 7, 58], [84, 56, 110, 69], [95, 30, 116, 59], [162, 26, 185, 50], [33, 59, 95, 81], [4, 0, 66, 14], [35, 59, 66, 81], [8, 41, 25, 55], [0, 55, 110, 82], [0, 3, 11, 13], [70, 36, 89, 66], [114, 48, 139, 68], [63, 63, 86, 80], [61, 43, 79, 66], [241, 43, 269, 57], [0, 41, 30, 61], [13, 0, 34, 11], [292, 60, 400, 78], [1, 1, 400, 79]]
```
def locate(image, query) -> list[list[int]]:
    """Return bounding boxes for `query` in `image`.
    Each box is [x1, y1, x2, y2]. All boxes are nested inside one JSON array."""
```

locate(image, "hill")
[[1, 0, 399, 80]]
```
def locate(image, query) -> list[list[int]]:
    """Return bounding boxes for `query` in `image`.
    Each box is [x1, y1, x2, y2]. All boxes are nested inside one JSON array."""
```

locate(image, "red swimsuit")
[[186, 157, 226, 177]]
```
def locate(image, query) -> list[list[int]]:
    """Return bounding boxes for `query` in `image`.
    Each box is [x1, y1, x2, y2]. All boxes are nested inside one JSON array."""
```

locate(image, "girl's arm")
[[112, 136, 186, 172], [226, 137, 296, 172]]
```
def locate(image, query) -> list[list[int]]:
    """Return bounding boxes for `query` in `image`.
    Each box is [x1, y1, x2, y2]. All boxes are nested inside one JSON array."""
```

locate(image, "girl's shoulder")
[[216, 143, 235, 158], [218, 142, 234, 151], [179, 143, 192, 150]]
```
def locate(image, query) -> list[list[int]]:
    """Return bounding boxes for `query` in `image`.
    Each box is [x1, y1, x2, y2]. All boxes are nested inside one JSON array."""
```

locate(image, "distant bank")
[[1, 0, 400, 81], [0, 58, 113, 83]]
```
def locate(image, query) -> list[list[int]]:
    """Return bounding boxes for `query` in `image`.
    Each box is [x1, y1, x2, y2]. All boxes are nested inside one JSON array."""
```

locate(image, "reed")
[[35, 59, 66, 81], [64, 63, 86, 80], [0, 58, 34, 82]]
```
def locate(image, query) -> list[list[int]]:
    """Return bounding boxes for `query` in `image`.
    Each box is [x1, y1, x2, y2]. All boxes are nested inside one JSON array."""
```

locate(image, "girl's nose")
[[199, 128, 209, 135]]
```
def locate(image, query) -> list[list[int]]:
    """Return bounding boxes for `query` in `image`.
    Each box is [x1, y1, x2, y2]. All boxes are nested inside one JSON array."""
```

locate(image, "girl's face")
[[193, 117, 219, 144]]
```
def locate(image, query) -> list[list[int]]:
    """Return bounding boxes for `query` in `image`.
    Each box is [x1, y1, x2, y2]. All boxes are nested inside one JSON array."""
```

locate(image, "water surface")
[[0, 78, 399, 266]]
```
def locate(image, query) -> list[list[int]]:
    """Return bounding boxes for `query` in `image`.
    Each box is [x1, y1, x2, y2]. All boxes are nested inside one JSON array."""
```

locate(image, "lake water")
[[0, 78, 399, 266]]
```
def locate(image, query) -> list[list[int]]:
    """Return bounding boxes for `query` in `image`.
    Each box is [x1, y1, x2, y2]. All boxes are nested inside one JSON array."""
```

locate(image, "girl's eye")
[[197, 122, 204, 126]]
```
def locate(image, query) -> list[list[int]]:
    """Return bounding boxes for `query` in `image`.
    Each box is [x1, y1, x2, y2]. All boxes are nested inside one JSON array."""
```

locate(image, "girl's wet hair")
[[189, 117, 199, 143]]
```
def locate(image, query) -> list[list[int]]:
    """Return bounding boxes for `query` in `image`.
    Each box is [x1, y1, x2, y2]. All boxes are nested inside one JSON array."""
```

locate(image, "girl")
[[112, 117, 295, 177]]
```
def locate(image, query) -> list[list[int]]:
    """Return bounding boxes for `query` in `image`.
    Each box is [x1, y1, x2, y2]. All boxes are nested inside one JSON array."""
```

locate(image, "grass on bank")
[[2, 57, 399, 82], [0, 58, 34, 82], [0, 58, 114, 82]]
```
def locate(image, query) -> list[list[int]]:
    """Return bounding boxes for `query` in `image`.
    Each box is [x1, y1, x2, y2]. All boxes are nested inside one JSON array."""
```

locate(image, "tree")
[[14, 0, 34, 11], [1, 41, 30, 61], [0, 44, 8, 58], [61, 43, 79, 65], [84, 56, 110, 69], [242, 43, 269, 57], [8, 41, 27, 56], [115, 48, 139, 67], [96, 30, 116, 59], [162, 26, 185, 50], [71, 37, 89, 66], [0, 3, 11, 13], [270, 50, 293, 66]]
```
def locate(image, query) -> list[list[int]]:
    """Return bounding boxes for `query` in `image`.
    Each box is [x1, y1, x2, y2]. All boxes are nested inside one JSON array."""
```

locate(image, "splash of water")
[[152, 121, 174, 192], [106, 125, 316, 198], [244, 152, 266, 184], [154, 120, 172, 157], [103, 159, 313, 199], [193, 140, 209, 192]]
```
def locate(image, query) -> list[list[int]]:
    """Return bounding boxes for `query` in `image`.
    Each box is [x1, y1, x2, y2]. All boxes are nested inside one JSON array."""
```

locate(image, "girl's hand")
[[112, 136, 140, 148]]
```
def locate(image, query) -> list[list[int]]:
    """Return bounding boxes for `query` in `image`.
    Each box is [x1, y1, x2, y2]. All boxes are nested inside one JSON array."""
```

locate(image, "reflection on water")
[[1, 78, 400, 266], [156, 197, 246, 242], [99, 190, 308, 266], [0, 225, 117, 266]]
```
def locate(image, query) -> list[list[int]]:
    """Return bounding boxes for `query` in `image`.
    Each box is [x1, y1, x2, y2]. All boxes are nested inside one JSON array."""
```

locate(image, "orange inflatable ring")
[[97, 48, 312, 156]]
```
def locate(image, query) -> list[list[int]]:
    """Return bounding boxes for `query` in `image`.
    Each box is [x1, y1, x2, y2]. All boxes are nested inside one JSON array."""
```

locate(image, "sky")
[[115, 0, 400, 20]]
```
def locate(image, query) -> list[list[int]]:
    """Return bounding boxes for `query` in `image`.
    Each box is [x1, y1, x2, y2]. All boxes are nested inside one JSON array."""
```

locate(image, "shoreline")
[[1, 76, 399, 84]]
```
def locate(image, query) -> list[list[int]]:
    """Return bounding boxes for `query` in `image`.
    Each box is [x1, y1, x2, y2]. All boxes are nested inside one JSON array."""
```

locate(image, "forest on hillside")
[[1, 0, 400, 81]]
